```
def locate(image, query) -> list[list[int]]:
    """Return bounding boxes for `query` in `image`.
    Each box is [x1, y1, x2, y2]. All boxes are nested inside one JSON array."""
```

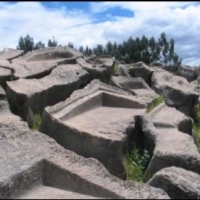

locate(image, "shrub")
[[146, 95, 164, 113], [124, 144, 150, 182], [30, 113, 42, 131]]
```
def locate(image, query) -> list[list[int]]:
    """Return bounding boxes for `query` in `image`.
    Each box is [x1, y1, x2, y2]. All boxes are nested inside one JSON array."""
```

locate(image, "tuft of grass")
[[193, 124, 200, 151], [30, 113, 42, 131], [192, 104, 200, 151], [146, 95, 164, 113], [110, 62, 119, 76], [124, 144, 150, 182]]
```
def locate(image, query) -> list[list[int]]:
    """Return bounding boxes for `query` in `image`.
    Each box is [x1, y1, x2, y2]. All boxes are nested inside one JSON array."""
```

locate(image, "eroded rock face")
[[129, 62, 162, 85], [39, 79, 148, 179], [77, 56, 114, 82], [151, 70, 199, 115], [0, 48, 24, 60], [0, 93, 169, 199], [139, 116, 200, 176], [8, 46, 83, 79], [148, 167, 200, 199], [111, 76, 158, 101], [177, 65, 197, 82], [6, 64, 90, 121]]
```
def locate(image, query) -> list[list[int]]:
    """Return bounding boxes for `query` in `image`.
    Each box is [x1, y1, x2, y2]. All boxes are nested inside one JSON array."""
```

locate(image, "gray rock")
[[140, 116, 200, 176], [177, 65, 196, 82], [151, 70, 199, 115], [0, 98, 169, 199], [0, 48, 24, 60], [39, 79, 149, 179], [129, 62, 160, 85], [77, 57, 109, 82], [115, 64, 130, 77], [9, 46, 83, 79], [111, 76, 157, 96], [148, 167, 200, 199], [6, 64, 90, 121]]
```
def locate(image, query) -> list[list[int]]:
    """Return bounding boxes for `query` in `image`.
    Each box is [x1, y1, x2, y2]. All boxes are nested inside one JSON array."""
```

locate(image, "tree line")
[[17, 32, 181, 66]]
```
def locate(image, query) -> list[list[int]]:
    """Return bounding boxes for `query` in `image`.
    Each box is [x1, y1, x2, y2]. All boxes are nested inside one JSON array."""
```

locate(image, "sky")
[[0, 1, 200, 66]]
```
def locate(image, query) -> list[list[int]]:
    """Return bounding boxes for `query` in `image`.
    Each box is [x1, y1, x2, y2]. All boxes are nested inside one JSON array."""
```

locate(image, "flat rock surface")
[[0, 48, 24, 60], [18, 185, 99, 199], [148, 167, 200, 199], [141, 116, 200, 176], [65, 106, 145, 140], [7, 46, 83, 79]]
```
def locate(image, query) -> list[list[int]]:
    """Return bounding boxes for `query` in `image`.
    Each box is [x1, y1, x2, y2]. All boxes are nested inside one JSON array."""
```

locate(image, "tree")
[[48, 37, 58, 47], [79, 45, 84, 54], [17, 34, 34, 53], [68, 42, 74, 49], [34, 41, 45, 50]]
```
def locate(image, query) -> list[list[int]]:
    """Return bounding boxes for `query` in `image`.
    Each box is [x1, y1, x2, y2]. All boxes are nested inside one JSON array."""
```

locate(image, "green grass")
[[146, 95, 164, 113], [124, 144, 151, 182], [110, 62, 119, 76], [30, 113, 42, 131], [192, 104, 200, 151], [193, 124, 200, 151]]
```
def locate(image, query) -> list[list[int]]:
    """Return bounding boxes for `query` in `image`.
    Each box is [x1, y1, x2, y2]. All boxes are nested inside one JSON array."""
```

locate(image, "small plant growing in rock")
[[124, 144, 150, 182], [30, 113, 42, 131], [146, 95, 164, 113], [192, 103, 200, 151]]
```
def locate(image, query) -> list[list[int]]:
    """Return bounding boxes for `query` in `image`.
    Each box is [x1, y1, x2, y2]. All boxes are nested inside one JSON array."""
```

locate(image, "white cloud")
[[0, 2, 200, 66]]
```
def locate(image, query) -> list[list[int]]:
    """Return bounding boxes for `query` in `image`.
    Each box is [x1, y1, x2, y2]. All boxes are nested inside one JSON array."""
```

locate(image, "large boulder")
[[177, 65, 196, 82], [39, 79, 149, 179], [9, 46, 83, 79], [0, 48, 24, 60], [115, 64, 130, 77], [148, 167, 200, 199], [77, 57, 109, 82], [6, 64, 90, 121], [151, 70, 199, 115], [0, 98, 169, 199], [129, 62, 162, 85], [139, 116, 200, 176], [111, 76, 158, 99]]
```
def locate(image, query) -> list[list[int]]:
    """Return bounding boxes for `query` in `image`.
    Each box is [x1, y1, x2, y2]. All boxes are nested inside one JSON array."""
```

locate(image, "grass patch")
[[146, 95, 164, 113], [110, 62, 119, 76], [192, 104, 200, 151], [124, 144, 151, 182], [30, 112, 42, 131]]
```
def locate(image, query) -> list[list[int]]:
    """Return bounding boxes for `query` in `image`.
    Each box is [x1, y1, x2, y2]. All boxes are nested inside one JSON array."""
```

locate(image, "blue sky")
[[0, 2, 200, 66]]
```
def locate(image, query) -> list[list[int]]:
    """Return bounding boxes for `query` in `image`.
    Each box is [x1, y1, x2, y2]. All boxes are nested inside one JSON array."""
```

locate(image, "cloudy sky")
[[0, 1, 200, 66]]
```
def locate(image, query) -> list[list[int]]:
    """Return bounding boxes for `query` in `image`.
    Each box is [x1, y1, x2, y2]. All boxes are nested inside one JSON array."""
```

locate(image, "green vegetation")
[[124, 144, 150, 182], [146, 95, 164, 113], [111, 62, 119, 76], [192, 104, 200, 151], [30, 113, 42, 131]]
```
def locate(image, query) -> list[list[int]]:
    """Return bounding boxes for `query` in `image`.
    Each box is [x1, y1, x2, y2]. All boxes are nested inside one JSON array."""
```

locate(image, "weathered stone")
[[111, 76, 158, 100], [0, 99, 169, 199], [77, 57, 109, 82], [0, 66, 12, 89], [115, 64, 130, 77], [129, 62, 160, 85], [9, 46, 83, 79], [6, 64, 90, 121], [177, 65, 196, 82], [139, 116, 200, 176], [148, 102, 193, 134], [148, 167, 200, 199], [39, 79, 148, 179], [151, 70, 199, 115], [0, 86, 5, 100], [0, 48, 24, 60]]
